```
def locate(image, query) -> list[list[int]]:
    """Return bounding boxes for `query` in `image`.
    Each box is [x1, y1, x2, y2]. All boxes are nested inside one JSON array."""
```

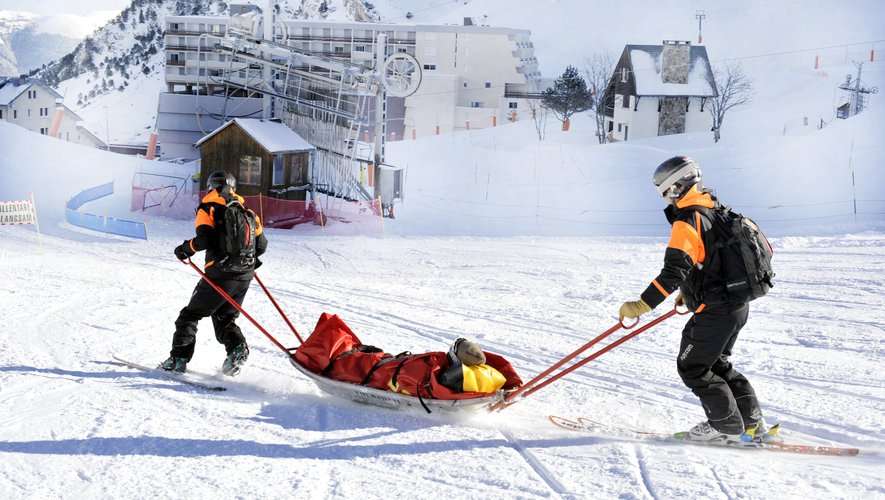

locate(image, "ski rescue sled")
[[288, 313, 523, 413]]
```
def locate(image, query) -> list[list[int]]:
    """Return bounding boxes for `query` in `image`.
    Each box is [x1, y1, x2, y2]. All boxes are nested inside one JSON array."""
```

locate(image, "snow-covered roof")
[[627, 45, 716, 97], [195, 118, 315, 154], [0, 80, 63, 106]]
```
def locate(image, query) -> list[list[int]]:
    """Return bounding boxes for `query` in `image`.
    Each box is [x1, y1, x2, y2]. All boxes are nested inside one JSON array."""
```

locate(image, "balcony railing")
[[166, 60, 185, 66], [165, 29, 224, 36]]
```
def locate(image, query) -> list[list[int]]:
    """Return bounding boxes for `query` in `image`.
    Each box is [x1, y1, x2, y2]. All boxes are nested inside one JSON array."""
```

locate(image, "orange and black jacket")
[[640, 185, 719, 312], [188, 188, 267, 278]]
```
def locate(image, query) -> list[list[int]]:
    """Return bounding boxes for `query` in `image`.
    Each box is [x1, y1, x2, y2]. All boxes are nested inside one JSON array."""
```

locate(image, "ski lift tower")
[[837, 61, 879, 119], [215, 0, 421, 209]]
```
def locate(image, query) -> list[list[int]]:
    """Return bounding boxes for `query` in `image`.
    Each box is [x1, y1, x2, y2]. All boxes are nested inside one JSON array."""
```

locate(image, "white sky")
[[0, 0, 128, 16]]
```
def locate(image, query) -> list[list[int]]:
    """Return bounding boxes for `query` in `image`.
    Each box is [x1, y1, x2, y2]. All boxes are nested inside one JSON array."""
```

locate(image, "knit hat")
[[452, 338, 486, 366]]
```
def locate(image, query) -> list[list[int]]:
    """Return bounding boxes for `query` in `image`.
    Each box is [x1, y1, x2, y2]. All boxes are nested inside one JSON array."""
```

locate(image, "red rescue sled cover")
[[294, 313, 522, 400]]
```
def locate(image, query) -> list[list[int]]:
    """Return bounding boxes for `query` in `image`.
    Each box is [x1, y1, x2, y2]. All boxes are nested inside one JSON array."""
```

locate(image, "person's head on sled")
[[439, 338, 506, 393]]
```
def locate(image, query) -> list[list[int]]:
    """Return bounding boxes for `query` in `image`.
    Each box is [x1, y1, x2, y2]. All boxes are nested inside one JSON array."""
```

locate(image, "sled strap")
[[359, 352, 407, 386]]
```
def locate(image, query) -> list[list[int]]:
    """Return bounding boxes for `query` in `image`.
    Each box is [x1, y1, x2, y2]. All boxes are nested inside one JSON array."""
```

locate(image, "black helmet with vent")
[[653, 156, 701, 201]]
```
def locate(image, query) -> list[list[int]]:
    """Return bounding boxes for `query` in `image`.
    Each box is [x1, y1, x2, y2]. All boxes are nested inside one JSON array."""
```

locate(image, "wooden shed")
[[195, 118, 315, 200]]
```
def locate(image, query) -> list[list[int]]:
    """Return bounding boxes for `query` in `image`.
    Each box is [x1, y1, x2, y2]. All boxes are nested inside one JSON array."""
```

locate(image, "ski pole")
[[184, 259, 293, 357], [254, 272, 305, 345]]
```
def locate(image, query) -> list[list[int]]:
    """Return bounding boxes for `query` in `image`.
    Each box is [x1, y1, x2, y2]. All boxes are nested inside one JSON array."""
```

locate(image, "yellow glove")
[[619, 299, 652, 321]]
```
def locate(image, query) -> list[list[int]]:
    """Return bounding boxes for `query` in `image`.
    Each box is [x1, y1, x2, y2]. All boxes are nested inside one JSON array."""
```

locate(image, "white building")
[[603, 41, 716, 141], [162, 15, 542, 140], [0, 79, 106, 148]]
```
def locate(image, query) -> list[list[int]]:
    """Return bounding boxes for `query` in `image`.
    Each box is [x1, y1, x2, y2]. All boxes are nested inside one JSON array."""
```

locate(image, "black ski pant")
[[676, 303, 761, 435], [170, 276, 250, 361]]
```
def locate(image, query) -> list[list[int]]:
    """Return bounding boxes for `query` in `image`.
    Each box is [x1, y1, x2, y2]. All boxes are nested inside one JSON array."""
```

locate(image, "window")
[[199, 68, 206, 76], [485, 81, 491, 88], [657, 99, 662, 112], [617, 123, 622, 132], [470, 101, 482, 108], [199, 52, 206, 61], [179, 67, 185, 75], [608, 121, 613, 132], [289, 154, 308, 184], [355, 45, 366, 52], [423, 64, 436, 70], [239, 156, 262, 186], [463, 81, 468, 88], [623, 95, 630, 108], [40, 127, 48, 135], [334, 46, 344, 53], [397, 47, 408, 53], [27, 109, 31, 117], [198, 23, 205, 32], [169, 23, 179, 31], [272, 156, 285, 185], [700, 97, 706, 112], [0, 110, 3, 119], [13, 110, 17, 119], [178, 37, 185, 46], [621, 68, 628, 83], [508, 102, 518, 109]]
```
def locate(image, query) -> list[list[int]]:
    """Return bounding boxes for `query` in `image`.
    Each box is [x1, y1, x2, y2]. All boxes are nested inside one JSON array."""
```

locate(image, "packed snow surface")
[[1, 224, 884, 498]]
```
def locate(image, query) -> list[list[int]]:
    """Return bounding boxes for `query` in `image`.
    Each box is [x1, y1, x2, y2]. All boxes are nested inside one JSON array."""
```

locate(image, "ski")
[[110, 355, 227, 392], [549, 415, 860, 457]]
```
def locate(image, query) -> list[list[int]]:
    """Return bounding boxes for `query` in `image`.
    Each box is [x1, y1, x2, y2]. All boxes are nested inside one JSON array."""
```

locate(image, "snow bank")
[[385, 62, 885, 237]]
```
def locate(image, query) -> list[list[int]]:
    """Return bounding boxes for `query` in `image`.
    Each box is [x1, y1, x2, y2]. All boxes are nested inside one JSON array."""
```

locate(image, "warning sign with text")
[[0, 200, 37, 225]]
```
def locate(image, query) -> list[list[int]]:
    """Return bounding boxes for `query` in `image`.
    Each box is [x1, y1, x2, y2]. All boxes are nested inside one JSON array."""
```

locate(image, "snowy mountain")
[[0, 11, 82, 76], [31, 0, 379, 144]]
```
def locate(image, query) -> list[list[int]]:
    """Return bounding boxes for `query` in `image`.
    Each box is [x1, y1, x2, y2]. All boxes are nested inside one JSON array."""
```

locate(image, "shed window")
[[239, 156, 262, 186], [289, 154, 308, 184], [272, 156, 285, 185]]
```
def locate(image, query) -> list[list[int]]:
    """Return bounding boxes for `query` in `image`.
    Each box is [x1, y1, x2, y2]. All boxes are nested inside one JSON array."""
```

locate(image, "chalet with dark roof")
[[603, 40, 717, 141]]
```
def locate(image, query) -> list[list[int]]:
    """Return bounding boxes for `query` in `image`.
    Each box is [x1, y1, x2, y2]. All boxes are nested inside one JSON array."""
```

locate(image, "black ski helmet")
[[653, 156, 701, 200], [207, 170, 236, 191]]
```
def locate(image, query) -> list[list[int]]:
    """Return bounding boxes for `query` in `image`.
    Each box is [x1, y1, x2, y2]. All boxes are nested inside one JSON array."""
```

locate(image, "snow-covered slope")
[[1, 74, 884, 499], [387, 60, 885, 237]]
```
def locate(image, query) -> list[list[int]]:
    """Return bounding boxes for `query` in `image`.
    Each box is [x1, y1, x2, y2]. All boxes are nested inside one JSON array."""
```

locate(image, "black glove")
[[174, 240, 196, 261]]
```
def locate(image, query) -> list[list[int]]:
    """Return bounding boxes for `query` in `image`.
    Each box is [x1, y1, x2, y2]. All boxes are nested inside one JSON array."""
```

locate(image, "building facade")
[[162, 15, 542, 139], [603, 41, 717, 141], [0, 79, 106, 148]]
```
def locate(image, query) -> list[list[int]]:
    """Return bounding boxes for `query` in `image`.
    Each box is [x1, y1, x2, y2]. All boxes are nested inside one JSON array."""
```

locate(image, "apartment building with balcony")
[[162, 15, 542, 141]]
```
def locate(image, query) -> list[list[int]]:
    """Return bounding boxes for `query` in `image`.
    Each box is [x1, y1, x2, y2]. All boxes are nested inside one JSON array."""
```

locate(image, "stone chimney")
[[661, 40, 691, 84]]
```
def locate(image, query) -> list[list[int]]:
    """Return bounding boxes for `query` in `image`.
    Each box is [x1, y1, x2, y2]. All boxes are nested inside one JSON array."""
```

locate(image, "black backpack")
[[218, 199, 258, 273], [703, 206, 775, 304]]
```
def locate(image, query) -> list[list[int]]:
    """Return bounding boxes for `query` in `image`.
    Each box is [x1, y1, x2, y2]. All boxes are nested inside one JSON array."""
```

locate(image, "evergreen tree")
[[542, 65, 593, 130]]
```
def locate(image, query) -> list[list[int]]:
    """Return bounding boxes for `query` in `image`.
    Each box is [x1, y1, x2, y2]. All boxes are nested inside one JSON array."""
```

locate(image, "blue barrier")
[[65, 182, 148, 240]]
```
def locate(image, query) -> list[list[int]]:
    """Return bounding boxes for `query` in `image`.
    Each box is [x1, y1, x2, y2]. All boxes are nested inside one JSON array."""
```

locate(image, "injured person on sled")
[[294, 313, 522, 402]]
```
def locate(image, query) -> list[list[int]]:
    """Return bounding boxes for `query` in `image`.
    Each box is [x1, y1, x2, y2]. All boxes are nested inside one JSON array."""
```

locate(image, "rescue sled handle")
[[492, 305, 688, 411], [253, 273, 304, 345], [184, 259, 295, 356]]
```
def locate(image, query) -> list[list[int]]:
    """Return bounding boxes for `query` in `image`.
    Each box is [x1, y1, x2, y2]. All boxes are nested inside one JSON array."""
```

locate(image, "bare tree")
[[583, 52, 615, 144], [527, 98, 548, 141], [707, 63, 753, 143]]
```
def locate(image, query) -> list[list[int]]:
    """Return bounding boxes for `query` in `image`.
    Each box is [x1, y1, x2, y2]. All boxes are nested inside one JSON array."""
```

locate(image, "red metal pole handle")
[[500, 321, 624, 405], [254, 272, 305, 345], [518, 309, 678, 401], [185, 259, 293, 357]]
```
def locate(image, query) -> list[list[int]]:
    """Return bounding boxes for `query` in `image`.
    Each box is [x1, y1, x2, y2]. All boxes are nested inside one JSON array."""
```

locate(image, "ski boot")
[[741, 419, 782, 444], [222, 343, 249, 376], [683, 421, 748, 446], [159, 356, 188, 373]]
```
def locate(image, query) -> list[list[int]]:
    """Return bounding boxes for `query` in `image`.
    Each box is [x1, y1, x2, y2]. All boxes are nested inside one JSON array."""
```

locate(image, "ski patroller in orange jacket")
[[640, 185, 717, 312], [189, 189, 267, 273]]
